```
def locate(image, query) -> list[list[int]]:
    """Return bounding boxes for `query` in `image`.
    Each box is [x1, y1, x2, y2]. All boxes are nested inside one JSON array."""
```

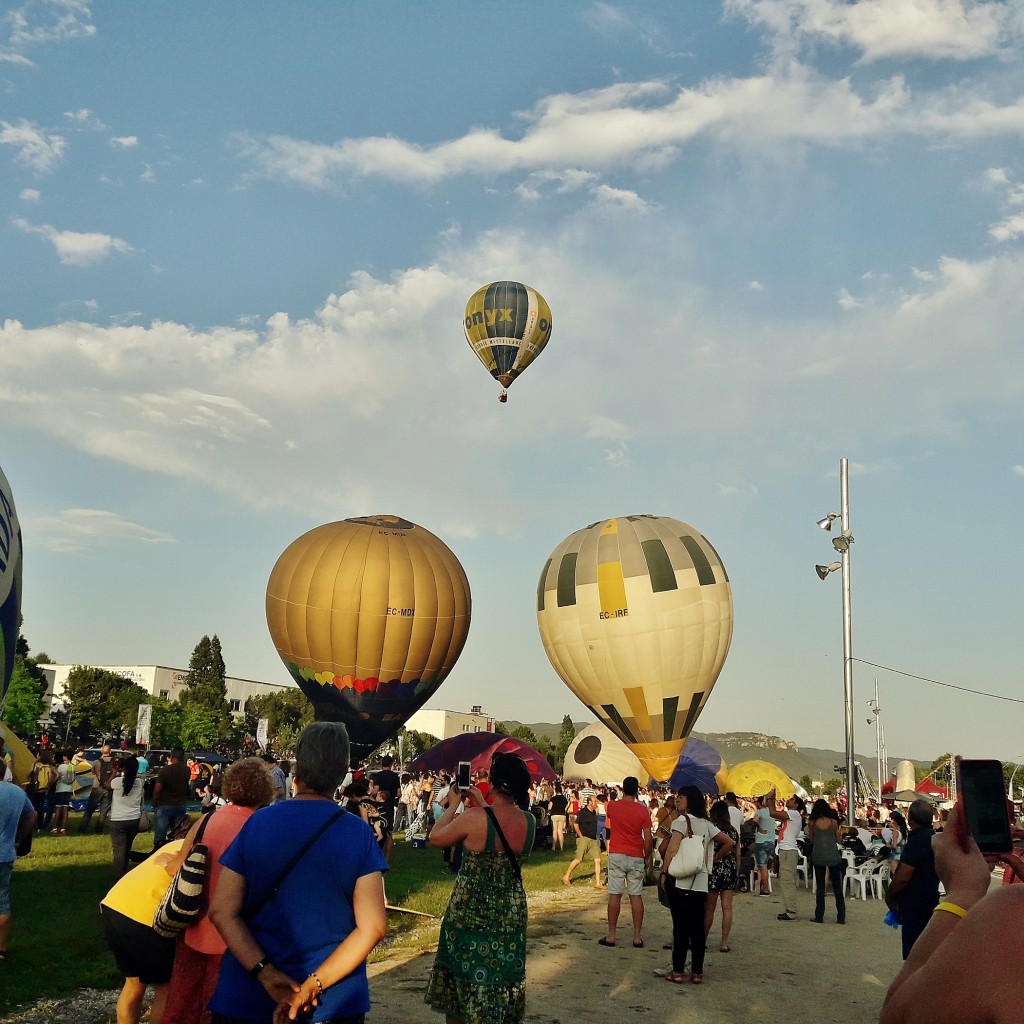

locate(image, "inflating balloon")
[[266, 515, 471, 761], [0, 464, 22, 711], [463, 280, 552, 402], [723, 760, 794, 799], [562, 721, 644, 785], [537, 515, 733, 783]]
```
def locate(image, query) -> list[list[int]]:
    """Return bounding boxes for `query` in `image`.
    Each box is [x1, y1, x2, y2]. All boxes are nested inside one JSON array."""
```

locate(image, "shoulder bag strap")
[[244, 808, 346, 921], [483, 805, 523, 883]]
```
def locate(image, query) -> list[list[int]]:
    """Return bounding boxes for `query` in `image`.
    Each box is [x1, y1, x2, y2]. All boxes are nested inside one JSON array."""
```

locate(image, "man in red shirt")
[[599, 776, 653, 948]]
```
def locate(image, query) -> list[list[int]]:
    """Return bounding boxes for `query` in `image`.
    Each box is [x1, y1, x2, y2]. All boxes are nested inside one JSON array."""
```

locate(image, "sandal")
[[719, 944, 731, 953], [663, 971, 687, 984], [597, 937, 616, 947], [690, 974, 704, 985]]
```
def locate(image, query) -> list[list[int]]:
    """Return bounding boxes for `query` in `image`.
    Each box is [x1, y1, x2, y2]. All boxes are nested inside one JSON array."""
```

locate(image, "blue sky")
[[2, 1, 1023, 764]]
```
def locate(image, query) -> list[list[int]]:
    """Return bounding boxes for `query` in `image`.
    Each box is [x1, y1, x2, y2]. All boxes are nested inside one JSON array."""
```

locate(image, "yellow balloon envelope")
[[0, 721, 34, 786], [724, 760, 795, 799], [266, 515, 472, 760], [537, 515, 733, 783], [463, 281, 552, 393]]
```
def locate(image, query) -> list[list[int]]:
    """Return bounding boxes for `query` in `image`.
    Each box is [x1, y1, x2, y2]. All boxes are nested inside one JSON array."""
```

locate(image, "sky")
[[2, 0, 1023, 766]]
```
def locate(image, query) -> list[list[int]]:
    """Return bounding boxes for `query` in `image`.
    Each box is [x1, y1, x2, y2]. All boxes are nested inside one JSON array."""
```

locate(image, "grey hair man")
[[886, 799, 940, 958]]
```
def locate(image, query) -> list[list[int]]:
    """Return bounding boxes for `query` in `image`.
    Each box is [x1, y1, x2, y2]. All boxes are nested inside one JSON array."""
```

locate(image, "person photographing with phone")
[[880, 797, 1024, 1024], [425, 753, 535, 1024]]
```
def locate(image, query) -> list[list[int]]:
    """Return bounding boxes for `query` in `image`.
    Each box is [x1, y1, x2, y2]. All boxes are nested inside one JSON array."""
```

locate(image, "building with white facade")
[[404, 706, 496, 741], [39, 663, 293, 715]]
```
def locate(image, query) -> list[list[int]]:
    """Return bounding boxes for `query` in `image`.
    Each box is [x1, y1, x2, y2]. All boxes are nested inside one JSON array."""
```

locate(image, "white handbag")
[[667, 815, 708, 881]]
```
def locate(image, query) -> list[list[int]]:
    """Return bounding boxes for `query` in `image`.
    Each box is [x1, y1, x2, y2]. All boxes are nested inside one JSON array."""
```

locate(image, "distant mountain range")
[[510, 722, 933, 784]]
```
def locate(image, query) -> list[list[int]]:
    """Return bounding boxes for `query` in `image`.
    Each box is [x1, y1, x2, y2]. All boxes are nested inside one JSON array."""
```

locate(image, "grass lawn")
[[3, 813, 590, 1016]]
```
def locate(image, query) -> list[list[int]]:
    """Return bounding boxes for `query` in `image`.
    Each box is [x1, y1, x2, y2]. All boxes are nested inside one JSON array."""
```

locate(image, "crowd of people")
[[3, 737, 1022, 1024]]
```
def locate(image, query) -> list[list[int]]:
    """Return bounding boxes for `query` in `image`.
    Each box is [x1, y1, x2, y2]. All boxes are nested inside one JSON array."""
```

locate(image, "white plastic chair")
[[797, 854, 812, 889], [750, 867, 772, 894], [846, 859, 887, 900]]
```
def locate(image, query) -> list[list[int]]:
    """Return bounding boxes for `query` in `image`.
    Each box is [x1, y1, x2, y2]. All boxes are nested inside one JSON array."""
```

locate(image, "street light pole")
[[839, 458, 856, 826]]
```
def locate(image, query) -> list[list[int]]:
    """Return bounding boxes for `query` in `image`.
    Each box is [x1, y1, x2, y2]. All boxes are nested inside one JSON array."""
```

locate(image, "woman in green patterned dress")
[[426, 753, 536, 1024]]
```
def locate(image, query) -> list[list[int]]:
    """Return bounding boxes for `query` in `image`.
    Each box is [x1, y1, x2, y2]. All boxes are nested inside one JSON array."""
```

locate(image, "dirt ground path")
[[369, 881, 903, 1024]]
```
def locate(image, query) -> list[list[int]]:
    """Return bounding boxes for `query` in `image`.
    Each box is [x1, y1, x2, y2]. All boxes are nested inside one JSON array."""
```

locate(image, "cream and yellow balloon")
[[266, 516, 471, 761], [537, 515, 733, 783]]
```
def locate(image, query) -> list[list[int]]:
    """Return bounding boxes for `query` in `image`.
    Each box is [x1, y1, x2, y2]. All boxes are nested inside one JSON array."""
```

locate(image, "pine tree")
[[179, 634, 232, 742]]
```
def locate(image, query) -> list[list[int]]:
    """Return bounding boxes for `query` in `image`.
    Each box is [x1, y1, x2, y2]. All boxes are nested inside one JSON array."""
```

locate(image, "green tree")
[[798, 774, 815, 796], [179, 635, 233, 741], [148, 696, 185, 749], [242, 690, 315, 754], [550, 715, 578, 773], [3, 654, 47, 734], [62, 666, 150, 740], [822, 776, 844, 799], [179, 706, 224, 751]]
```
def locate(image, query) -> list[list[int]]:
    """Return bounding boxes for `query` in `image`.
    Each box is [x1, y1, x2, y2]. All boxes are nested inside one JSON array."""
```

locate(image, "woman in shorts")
[[100, 839, 185, 1024]]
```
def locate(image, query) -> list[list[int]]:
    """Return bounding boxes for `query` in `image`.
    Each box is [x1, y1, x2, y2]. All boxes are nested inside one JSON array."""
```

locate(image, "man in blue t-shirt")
[[1, 779, 37, 958]]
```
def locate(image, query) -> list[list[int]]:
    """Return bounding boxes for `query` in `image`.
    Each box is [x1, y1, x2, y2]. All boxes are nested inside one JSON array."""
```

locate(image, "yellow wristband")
[[934, 901, 968, 918]]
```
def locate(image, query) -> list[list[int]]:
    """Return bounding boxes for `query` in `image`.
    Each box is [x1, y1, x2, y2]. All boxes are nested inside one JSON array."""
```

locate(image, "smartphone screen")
[[457, 761, 472, 790], [957, 758, 1012, 854]]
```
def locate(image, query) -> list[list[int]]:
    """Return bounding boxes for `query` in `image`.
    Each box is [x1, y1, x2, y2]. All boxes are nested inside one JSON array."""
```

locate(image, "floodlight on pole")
[[816, 458, 857, 826]]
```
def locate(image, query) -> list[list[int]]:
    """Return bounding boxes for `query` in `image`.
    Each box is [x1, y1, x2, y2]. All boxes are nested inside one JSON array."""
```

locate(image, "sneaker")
[[759, 891, 771, 897], [777, 913, 797, 921], [654, 963, 685, 977]]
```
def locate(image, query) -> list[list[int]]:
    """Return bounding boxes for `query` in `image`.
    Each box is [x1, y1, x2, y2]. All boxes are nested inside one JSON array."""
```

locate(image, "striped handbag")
[[153, 811, 215, 938]]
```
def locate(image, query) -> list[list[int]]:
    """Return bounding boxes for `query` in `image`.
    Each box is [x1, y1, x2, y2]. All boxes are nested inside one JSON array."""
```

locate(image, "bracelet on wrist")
[[307, 971, 324, 996], [933, 901, 968, 919], [249, 957, 270, 978]]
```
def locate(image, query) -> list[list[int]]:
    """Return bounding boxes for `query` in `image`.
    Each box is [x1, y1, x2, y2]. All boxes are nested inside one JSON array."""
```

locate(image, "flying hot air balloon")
[[0, 464, 22, 711], [266, 515, 471, 761], [463, 280, 552, 402], [536, 515, 733, 783]]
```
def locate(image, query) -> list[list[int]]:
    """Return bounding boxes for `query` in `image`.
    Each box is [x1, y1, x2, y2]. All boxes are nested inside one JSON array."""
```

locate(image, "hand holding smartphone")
[[457, 761, 472, 791], [955, 756, 1012, 855]]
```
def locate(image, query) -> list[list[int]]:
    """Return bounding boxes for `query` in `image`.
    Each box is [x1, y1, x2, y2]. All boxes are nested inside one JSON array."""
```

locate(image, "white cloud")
[[837, 288, 862, 310], [238, 67, 1024, 192], [748, 280, 766, 292], [2, 219, 1024, 526], [990, 213, 1024, 243], [13, 216, 134, 266], [0, 119, 67, 173], [5, 1, 96, 49], [140, 163, 156, 183], [584, 416, 634, 441], [64, 107, 104, 129], [19, 187, 40, 202], [727, 0, 1013, 62], [0, 51, 34, 67], [1013, 464, 1024, 476], [30, 509, 174, 554], [110, 135, 138, 149]]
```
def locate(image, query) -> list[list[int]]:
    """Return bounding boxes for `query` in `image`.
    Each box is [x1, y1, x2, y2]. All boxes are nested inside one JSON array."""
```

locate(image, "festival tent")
[[407, 732, 557, 782], [915, 777, 949, 799], [562, 722, 644, 784]]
